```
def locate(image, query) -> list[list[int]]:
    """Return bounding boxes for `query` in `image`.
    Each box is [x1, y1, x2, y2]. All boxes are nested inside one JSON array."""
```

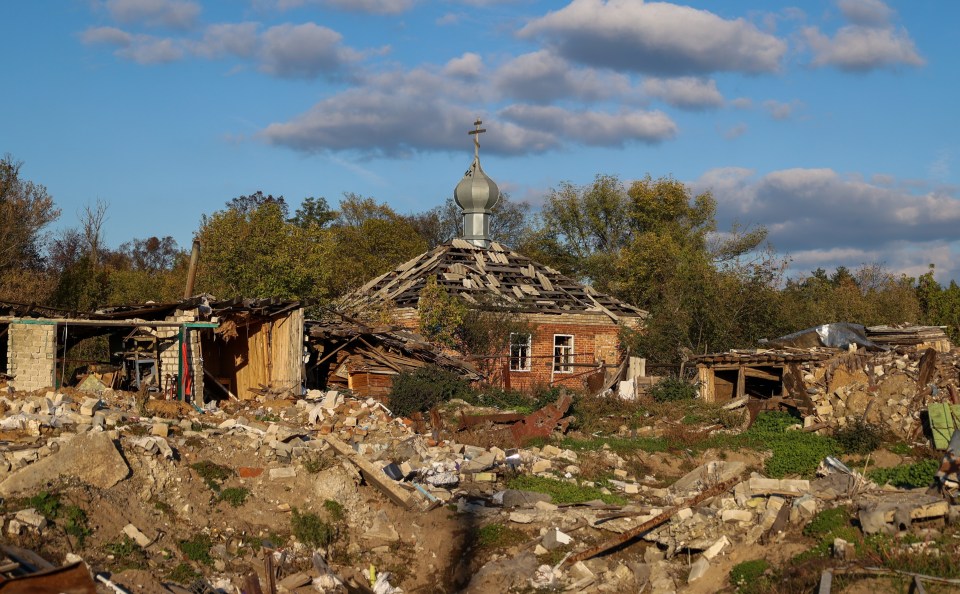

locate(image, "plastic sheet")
[[761, 322, 882, 350]]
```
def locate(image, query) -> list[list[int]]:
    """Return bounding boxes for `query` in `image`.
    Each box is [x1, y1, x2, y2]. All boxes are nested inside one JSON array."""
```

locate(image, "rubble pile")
[[0, 381, 958, 594], [803, 347, 960, 436]]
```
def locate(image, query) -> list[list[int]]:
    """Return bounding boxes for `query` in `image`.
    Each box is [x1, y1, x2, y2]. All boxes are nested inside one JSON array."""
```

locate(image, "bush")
[[178, 534, 213, 565], [649, 376, 698, 402], [868, 459, 939, 489], [219, 487, 250, 507], [291, 508, 336, 548], [189, 461, 234, 492], [388, 365, 472, 418], [834, 420, 884, 455]]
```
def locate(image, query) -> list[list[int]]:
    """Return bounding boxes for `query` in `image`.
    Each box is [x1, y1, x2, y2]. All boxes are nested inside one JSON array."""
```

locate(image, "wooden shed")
[[695, 350, 832, 403]]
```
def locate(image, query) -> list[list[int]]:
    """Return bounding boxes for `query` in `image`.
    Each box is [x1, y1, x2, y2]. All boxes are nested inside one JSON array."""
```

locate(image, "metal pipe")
[[183, 239, 201, 299]]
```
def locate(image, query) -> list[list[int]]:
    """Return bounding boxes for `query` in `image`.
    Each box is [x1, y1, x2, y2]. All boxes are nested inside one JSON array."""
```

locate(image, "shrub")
[[648, 376, 698, 402], [834, 420, 884, 455], [63, 505, 92, 546], [189, 461, 234, 492], [27, 491, 61, 519], [291, 508, 336, 548], [868, 459, 939, 489], [167, 563, 200, 584], [178, 534, 213, 565], [218, 487, 250, 508], [388, 365, 472, 418], [323, 499, 345, 523]]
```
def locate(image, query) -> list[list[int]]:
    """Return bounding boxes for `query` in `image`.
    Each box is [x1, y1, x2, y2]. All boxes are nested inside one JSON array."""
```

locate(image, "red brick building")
[[338, 120, 646, 394], [342, 239, 645, 393]]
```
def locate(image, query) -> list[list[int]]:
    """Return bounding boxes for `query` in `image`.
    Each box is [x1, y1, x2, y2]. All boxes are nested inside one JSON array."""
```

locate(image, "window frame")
[[509, 332, 532, 372], [553, 334, 574, 373]]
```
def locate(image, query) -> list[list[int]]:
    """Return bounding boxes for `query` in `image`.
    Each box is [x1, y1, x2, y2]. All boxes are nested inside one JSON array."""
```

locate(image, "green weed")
[[475, 523, 527, 549], [729, 559, 772, 594], [218, 487, 250, 508], [868, 459, 939, 489], [178, 534, 213, 565], [323, 499, 345, 523], [189, 461, 234, 492], [506, 474, 626, 505], [167, 562, 201, 584], [291, 508, 336, 548]]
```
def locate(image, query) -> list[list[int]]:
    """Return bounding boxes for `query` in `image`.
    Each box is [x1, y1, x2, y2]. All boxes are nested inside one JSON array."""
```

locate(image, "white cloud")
[[190, 23, 259, 59], [443, 52, 483, 79], [694, 167, 960, 253], [258, 23, 359, 78], [117, 36, 184, 63], [259, 0, 415, 14], [104, 0, 200, 29], [436, 13, 463, 26], [519, 0, 786, 75], [492, 50, 633, 103], [723, 123, 748, 139], [499, 104, 677, 146], [642, 76, 723, 110], [804, 25, 924, 71], [81, 26, 133, 46], [762, 99, 799, 120], [837, 0, 893, 27]]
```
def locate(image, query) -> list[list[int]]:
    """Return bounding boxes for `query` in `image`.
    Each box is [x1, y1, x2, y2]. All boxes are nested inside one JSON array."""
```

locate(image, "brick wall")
[[152, 309, 203, 400], [389, 306, 633, 393], [8, 322, 56, 392]]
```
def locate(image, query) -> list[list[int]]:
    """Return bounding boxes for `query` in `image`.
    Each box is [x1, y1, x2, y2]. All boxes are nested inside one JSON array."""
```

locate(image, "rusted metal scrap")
[[0, 562, 97, 594], [457, 393, 573, 447]]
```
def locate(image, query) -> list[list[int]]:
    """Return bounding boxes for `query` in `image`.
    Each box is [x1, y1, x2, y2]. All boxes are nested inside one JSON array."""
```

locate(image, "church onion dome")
[[455, 156, 501, 214]]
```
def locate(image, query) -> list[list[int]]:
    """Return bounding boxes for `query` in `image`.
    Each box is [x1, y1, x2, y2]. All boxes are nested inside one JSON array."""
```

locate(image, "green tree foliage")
[[916, 264, 960, 342], [406, 194, 532, 249], [418, 276, 466, 348], [319, 194, 426, 298], [195, 191, 326, 299], [536, 174, 784, 363]]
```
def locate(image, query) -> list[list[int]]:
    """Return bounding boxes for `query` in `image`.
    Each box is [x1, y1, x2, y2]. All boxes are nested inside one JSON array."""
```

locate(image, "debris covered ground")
[[1, 345, 960, 593]]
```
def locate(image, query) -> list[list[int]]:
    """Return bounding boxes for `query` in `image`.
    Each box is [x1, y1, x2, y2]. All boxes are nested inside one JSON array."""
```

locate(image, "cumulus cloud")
[[260, 68, 555, 156], [803, 0, 923, 71], [83, 21, 362, 78], [641, 77, 723, 110], [261, 0, 415, 14], [443, 52, 483, 78], [837, 0, 893, 27], [500, 104, 677, 146], [723, 123, 748, 139], [82, 26, 184, 64], [104, 0, 200, 29], [519, 0, 786, 75], [693, 167, 960, 256], [258, 23, 359, 78], [493, 51, 633, 103], [762, 99, 800, 120]]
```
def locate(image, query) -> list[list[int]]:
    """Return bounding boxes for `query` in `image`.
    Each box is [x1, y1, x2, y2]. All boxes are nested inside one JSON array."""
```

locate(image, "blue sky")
[[3, 0, 958, 281]]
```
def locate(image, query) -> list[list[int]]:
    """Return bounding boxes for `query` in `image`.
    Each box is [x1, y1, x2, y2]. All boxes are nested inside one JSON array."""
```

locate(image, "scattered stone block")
[[509, 511, 535, 524], [0, 432, 129, 496], [687, 557, 710, 583], [721, 509, 753, 523], [531, 460, 552, 473], [123, 524, 152, 547], [702, 536, 729, 560], [151, 423, 169, 437], [80, 398, 100, 416], [269, 467, 297, 480], [542, 527, 572, 550]]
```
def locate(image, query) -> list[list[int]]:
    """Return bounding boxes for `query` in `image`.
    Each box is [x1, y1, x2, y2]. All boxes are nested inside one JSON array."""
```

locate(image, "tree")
[[406, 194, 533, 249], [195, 192, 325, 299], [291, 197, 336, 230], [319, 194, 427, 298], [0, 154, 60, 272]]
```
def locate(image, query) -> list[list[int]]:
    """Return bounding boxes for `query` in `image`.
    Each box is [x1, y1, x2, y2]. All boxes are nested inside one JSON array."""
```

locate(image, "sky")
[[3, 0, 959, 282]]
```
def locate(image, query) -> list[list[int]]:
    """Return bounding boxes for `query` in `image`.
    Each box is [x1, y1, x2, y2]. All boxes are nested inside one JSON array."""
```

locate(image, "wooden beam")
[[743, 367, 782, 382], [321, 435, 414, 510]]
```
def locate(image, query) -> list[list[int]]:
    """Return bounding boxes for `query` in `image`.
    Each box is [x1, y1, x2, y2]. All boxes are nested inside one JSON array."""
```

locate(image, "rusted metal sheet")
[[0, 562, 97, 594], [456, 393, 573, 447]]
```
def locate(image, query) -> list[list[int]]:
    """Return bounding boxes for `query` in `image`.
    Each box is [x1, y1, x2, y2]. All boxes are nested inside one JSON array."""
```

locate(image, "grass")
[[323, 499, 345, 522], [475, 523, 527, 549], [868, 459, 939, 489], [218, 487, 250, 508], [729, 559, 772, 594], [26, 491, 61, 519], [104, 536, 147, 570], [178, 534, 213, 565], [554, 435, 669, 454], [189, 461, 234, 492], [506, 474, 626, 505], [167, 562, 201, 584], [291, 508, 336, 548]]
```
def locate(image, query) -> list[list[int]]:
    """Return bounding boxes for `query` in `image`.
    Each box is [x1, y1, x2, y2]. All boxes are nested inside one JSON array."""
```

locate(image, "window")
[[510, 333, 531, 371], [553, 334, 574, 373]]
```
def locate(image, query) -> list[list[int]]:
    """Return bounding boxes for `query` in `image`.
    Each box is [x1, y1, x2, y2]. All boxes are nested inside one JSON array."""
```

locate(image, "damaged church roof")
[[340, 238, 647, 322]]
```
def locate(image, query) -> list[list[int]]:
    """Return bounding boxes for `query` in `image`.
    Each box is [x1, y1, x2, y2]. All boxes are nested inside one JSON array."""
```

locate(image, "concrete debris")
[[0, 431, 130, 496]]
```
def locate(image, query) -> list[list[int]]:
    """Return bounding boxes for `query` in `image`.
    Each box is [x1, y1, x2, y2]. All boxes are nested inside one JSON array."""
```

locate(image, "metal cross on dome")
[[468, 118, 486, 160]]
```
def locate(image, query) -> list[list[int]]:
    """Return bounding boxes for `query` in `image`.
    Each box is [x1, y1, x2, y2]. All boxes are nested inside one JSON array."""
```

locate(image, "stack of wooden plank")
[[866, 325, 952, 351]]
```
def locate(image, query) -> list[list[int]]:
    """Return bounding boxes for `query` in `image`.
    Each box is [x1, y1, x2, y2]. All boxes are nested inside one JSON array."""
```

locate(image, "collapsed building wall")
[[7, 321, 56, 392]]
